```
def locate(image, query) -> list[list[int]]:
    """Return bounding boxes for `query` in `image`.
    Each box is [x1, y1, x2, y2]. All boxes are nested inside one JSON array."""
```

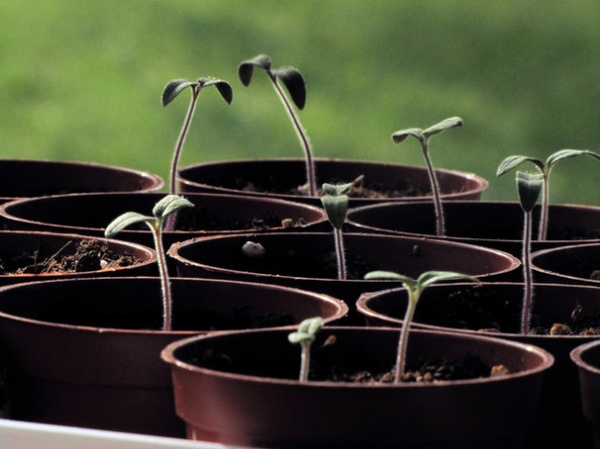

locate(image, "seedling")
[[321, 182, 353, 280], [238, 54, 316, 196], [497, 149, 600, 240], [288, 316, 324, 382], [392, 117, 463, 236], [104, 194, 193, 331], [162, 77, 233, 195], [516, 171, 543, 335], [364, 270, 478, 383]]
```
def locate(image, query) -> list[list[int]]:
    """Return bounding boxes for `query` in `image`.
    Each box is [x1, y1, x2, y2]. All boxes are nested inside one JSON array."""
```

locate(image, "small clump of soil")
[[0, 239, 137, 275]]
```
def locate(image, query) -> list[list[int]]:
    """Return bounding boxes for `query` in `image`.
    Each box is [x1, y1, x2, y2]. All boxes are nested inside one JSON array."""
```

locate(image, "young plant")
[[364, 270, 478, 383], [497, 149, 600, 241], [288, 316, 324, 382], [392, 117, 463, 237], [320, 182, 353, 280], [104, 194, 193, 331], [516, 171, 543, 335], [238, 54, 316, 196], [162, 77, 233, 195]]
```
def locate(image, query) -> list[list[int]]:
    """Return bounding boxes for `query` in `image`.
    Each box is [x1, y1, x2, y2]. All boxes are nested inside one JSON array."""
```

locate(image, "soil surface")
[[0, 239, 137, 275]]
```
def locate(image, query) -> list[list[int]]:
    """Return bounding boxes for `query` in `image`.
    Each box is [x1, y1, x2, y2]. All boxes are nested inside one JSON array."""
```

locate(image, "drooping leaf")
[[271, 66, 306, 109], [105, 212, 153, 238], [152, 195, 194, 220], [288, 317, 324, 345], [321, 194, 349, 230], [422, 117, 463, 139], [496, 155, 544, 177], [161, 79, 198, 107], [238, 54, 273, 86], [416, 271, 478, 292], [516, 171, 543, 213], [199, 78, 233, 104], [391, 128, 424, 144], [322, 182, 353, 197], [546, 149, 600, 169]]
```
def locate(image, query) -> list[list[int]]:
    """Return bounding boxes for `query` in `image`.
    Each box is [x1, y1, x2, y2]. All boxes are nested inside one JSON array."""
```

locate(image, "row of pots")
[[3, 158, 600, 448]]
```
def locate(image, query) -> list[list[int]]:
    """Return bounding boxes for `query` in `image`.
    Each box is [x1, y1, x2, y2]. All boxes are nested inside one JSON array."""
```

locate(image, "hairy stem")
[[538, 174, 550, 241], [522, 211, 533, 335], [333, 228, 347, 280], [269, 74, 317, 196], [299, 342, 311, 382], [148, 222, 172, 331], [421, 141, 445, 236], [395, 290, 417, 383]]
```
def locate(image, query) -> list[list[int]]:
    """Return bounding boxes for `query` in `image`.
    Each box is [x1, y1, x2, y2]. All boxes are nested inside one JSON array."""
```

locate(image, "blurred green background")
[[2, 1, 600, 204]]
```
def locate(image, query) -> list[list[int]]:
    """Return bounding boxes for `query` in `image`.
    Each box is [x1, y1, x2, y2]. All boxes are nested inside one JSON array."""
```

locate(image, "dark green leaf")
[[321, 194, 349, 229], [391, 128, 424, 144], [271, 67, 306, 110], [422, 117, 463, 139], [496, 155, 544, 177], [199, 78, 233, 104], [238, 54, 273, 86], [161, 79, 198, 107], [516, 171, 543, 212]]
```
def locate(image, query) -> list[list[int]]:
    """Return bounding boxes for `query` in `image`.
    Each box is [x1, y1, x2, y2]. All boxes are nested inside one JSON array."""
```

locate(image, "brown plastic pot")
[[571, 340, 600, 449], [162, 326, 553, 449], [0, 192, 328, 248], [531, 242, 600, 285], [167, 232, 521, 323], [0, 159, 163, 204], [357, 282, 600, 449], [0, 277, 347, 437], [346, 200, 600, 257], [0, 230, 157, 285], [177, 158, 488, 206]]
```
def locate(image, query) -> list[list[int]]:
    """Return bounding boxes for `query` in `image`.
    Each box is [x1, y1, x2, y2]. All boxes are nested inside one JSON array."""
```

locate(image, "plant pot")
[[0, 159, 163, 205], [0, 230, 157, 285], [177, 158, 488, 206], [357, 282, 600, 448], [571, 340, 600, 449], [346, 200, 600, 257], [531, 242, 600, 285], [167, 232, 521, 323], [0, 192, 328, 248], [0, 277, 347, 437], [161, 326, 553, 449]]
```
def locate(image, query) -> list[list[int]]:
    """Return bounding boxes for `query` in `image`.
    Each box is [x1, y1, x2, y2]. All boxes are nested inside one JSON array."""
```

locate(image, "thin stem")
[[522, 211, 533, 335], [395, 290, 417, 383], [422, 141, 445, 236], [148, 222, 172, 331], [333, 228, 347, 280], [537, 173, 550, 241], [269, 74, 317, 196], [299, 343, 310, 382], [169, 86, 201, 195]]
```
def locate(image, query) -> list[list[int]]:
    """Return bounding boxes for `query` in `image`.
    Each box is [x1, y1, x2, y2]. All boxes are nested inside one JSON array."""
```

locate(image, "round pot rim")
[[161, 326, 554, 389], [0, 276, 348, 335], [357, 281, 600, 341], [167, 231, 521, 283], [531, 242, 600, 285], [570, 340, 600, 372]]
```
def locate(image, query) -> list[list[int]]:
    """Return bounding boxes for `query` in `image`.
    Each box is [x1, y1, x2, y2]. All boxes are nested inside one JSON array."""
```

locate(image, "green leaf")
[[238, 54, 273, 86], [322, 182, 353, 196], [199, 78, 233, 104], [288, 317, 324, 345], [152, 195, 194, 220], [161, 79, 198, 107], [416, 271, 478, 290], [391, 128, 424, 144], [364, 270, 415, 285], [516, 171, 543, 212], [105, 211, 153, 238], [546, 149, 600, 169], [271, 66, 306, 110], [496, 155, 544, 177], [422, 117, 463, 139], [321, 194, 349, 229]]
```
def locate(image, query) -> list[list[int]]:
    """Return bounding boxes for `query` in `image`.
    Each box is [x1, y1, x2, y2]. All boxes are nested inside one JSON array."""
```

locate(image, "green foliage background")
[[2, 1, 600, 204]]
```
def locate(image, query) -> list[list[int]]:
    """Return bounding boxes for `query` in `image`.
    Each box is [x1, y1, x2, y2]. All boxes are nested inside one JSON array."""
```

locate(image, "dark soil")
[[0, 239, 137, 275]]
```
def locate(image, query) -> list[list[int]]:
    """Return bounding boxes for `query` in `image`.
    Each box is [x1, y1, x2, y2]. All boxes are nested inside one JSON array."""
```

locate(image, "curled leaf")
[[105, 212, 153, 238], [391, 128, 424, 144], [422, 117, 463, 139], [546, 149, 600, 169], [238, 54, 273, 86], [199, 78, 233, 104], [288, 317, 324, 345], [152, 195, 194, 220], [271, 66, 306, 109], [162, 79, 198, 107], [496, 155, 544, 177], [516, 171, 543, 213]]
